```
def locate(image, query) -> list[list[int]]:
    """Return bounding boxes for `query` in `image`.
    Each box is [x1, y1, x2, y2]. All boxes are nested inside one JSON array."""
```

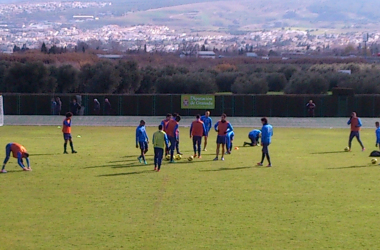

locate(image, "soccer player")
[[375, 122, 380, 150], [166, 115, 180, 162], [152, 125, 169, 172], [244, 129, 261, 146], [347, 112, 365, 151], [213, 113, 233, 161], [306, 100, 316, 117], [136, 120, 149, 164], [190, 114, 206, 158], [257, 117, 273, 167], [161, 113, 172, 156], [62, 112, 77, 154], [173, 113, 182, 155], [201, 111, 212, 151], [226, 130, 235, 154], [1, 143, 31, 173]]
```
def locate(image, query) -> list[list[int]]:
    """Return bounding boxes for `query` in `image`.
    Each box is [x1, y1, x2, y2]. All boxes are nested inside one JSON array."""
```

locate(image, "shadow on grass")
[[85, 162, 145, 169], [98, 170, 154, 177], [327, 165, 377, 170], [200, 166, 252, 172], [32, 153, 59, 156], [311, 151, 348, 155]]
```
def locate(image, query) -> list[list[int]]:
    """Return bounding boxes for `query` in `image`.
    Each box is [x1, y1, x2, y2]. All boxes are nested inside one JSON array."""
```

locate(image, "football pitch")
[[1, 126, 380, 249]]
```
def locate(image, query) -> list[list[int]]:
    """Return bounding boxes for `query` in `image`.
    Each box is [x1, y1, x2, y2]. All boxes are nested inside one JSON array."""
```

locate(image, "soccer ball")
[[188, 156, 194, 161], [344, 147, 350, 152], [175, 154, 182, 160], [371, 158, 377, 164], [165, 155, 170, 161]]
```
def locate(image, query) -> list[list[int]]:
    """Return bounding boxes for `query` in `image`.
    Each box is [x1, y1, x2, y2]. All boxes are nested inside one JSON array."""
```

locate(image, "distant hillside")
[[3, 0, 380, 33], [93, 0, 380, 32]]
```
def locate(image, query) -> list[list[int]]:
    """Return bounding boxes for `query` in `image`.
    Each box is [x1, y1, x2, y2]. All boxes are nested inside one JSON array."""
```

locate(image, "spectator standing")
[[306, 100, 316, 117], [105, 98, 111, 115], [94, 99, 100, 115], [70, 99, 81, 116], [55, 97, 62, 115], [51, 98, 56, 115]]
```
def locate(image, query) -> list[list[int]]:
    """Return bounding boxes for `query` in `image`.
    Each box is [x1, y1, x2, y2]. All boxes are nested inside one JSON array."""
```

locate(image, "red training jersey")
[[217, 121, 230, 136], [191, 120, 205, 137], [11, 143, 27, 158], [166, 119, 178, 137], [350, 118, 360, 132], [62, 118, 71, 134]]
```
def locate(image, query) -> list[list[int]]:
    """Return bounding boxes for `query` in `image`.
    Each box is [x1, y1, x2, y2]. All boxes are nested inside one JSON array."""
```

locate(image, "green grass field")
[[1, 126, 380, 249]]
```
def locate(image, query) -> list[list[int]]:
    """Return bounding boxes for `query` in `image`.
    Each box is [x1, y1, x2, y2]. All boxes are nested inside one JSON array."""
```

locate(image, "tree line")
[[0, 59, 379, 94]]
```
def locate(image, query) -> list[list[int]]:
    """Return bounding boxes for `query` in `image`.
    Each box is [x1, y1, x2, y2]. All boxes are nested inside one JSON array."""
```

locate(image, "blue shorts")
[[63, 133, 72, 140], [216, 135, 226, 144], [193, 136, 202, 144], [262, 143, 270, 153], [204, 130, 210, 137], [139, 141, 148, 150]]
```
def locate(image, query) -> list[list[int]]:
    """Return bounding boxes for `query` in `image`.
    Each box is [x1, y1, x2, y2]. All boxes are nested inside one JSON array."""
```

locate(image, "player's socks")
[[64, 142, 67, 153], [261, 153, 265, 163], [70, 142, 76, 153]]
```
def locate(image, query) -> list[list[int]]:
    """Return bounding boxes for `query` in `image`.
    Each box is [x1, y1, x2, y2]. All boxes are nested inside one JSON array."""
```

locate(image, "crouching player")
[[226, 130, 234, 154], [1, 143, 31, 173], [152, 125, 169, 172], [62, 112, 77, 154], [244, 129, 261, 146]]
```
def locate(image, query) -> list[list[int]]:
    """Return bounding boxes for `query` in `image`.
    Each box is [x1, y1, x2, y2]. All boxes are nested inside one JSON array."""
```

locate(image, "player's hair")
[[140, 120, 145, 124], [221, 113, 227, 118], [158, 124, 163, 130], [24, 152, 29, 158], [376, 122, 379, 126], [175, 115, 181, 122], [261, 117, 268, 124], [173, 113, 178, 118], [196, 114, 200, 119], [166, 113, 172, 118], [65, 112, 73, 118]]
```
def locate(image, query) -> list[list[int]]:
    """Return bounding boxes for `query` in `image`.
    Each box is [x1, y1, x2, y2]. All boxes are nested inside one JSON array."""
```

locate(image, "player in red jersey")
[[62, 112, 77, 154], [190, 114, 206, 158], [1, 143, 31, 173], [213, 114, 233, 161]]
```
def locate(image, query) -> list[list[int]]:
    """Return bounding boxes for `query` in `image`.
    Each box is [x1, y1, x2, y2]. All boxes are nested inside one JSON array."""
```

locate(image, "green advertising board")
[[181, 95, 215, 109]]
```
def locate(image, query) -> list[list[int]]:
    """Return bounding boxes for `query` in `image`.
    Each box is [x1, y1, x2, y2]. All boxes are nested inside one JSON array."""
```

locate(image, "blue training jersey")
[[136, 125, 149, 144], [201, 116, 212, 132], [261, 124, 273, 144], [376, 127, 380, 144], [249, 129, 261, 138]]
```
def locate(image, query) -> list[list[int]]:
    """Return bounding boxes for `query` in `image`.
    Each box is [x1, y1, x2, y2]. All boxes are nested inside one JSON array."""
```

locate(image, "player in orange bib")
[[62, 112, 77, 154], [1, 143, 31, 173]]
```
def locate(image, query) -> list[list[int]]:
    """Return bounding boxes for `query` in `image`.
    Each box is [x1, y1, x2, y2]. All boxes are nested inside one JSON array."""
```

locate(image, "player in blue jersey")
[[257, 117, 273, 167], [376, 122, 380, 150], [201, 111, 212, 151], [136, 120, 149, 164], [244, 129, 261, 146], [225, 130, 235, 154]]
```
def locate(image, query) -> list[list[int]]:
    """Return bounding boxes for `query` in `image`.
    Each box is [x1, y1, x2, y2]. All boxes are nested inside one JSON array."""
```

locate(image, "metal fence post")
[[232, 96, 235, 117], [17, 94, 20, 115], [153, 96, 156, 116], [252, 95, 255, 117], [118, 96, 122, 116]]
